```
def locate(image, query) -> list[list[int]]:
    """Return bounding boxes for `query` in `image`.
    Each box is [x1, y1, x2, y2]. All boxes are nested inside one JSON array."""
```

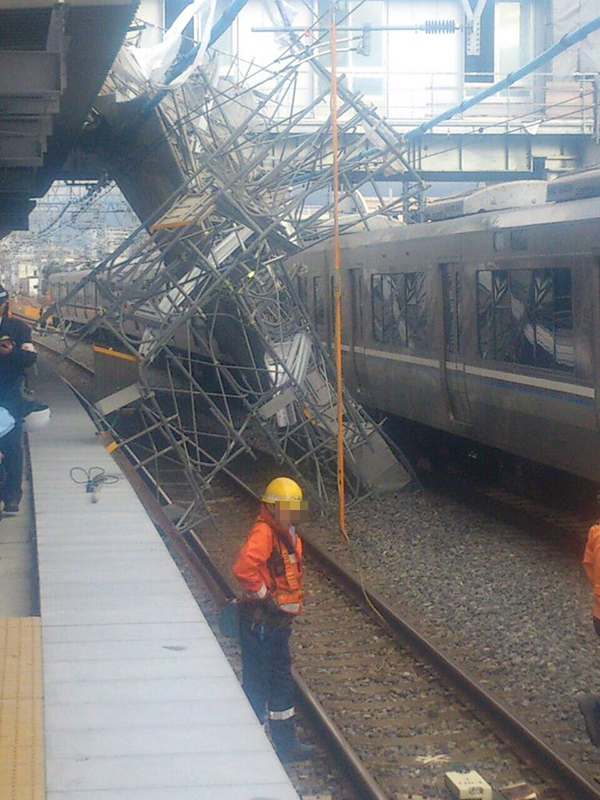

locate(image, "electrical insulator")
[[424, 19, 457, 34], [359, 23, 372, 57]]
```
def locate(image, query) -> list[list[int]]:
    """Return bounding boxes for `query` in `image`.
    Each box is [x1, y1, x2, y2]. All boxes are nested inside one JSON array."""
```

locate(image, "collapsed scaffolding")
[[43, 5, 426, 531]]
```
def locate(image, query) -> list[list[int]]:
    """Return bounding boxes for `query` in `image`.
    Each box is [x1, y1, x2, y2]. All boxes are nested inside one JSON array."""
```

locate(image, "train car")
[[47, 269, 98, 326], [288, 169, 600, 485], [45, 269, 215, 358]]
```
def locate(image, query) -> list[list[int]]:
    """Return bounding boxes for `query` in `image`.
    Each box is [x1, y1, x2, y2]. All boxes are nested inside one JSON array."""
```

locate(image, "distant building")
[[135, 0, 600, 179], [17, 261, 39, 297]]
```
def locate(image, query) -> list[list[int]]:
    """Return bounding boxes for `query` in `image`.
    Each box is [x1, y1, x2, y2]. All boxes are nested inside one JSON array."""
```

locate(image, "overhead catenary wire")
[[404, 12, 600, 142], [32, 0, 597, 530]]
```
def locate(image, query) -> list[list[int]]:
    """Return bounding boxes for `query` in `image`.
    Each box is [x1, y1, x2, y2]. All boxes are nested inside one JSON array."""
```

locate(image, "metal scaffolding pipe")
[[404, 13, 600, 142]]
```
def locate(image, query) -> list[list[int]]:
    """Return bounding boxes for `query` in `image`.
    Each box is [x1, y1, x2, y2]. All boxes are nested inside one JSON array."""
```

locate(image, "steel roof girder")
[[0, 135, 44, 167], [0, 96, 60, 117], [0, 51, 63, 97], [0, 168, 35, 193], [0, 117, 51, 139]]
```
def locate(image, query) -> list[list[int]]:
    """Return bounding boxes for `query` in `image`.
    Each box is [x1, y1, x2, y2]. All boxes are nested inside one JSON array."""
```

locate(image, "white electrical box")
[[445, 770, 493, 800]]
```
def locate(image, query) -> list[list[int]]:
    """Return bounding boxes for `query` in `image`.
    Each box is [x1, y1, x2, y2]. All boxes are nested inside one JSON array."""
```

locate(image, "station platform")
[[1, 360, 300, 800]]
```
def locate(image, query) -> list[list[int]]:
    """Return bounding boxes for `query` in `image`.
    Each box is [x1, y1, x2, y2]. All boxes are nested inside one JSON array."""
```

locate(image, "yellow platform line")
[[10, 305, 41, 322], [0, 617, 44, 800], [92, 344, 139, 363]]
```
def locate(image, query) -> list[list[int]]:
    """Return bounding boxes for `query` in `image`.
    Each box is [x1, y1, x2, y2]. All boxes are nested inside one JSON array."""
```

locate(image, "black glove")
[[264, 593, 279, 612]]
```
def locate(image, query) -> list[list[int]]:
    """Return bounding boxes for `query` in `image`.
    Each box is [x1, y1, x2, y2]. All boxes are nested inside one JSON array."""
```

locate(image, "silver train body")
[[49, 172, 600, 484], [48, 270, 101, 327], [47, 270, 190, 352], [289, 182, 600, 484]]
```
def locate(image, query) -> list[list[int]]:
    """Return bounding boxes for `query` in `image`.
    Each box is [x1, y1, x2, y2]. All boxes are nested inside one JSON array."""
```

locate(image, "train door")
[[349, 267, 371, 398], [440, 264, 471, 424]]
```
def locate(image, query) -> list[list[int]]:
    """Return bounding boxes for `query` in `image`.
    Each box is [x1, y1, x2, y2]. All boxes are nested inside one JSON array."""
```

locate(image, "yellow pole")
[[330, 8, 346, 537]]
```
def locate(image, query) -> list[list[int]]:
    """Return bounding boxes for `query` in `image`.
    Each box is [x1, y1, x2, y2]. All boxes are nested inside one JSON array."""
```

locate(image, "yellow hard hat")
[[262, 477, 303, 507]]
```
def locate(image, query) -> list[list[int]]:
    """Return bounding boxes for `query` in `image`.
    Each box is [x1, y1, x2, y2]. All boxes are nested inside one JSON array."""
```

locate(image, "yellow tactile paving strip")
[[0, 618, 44, 800]]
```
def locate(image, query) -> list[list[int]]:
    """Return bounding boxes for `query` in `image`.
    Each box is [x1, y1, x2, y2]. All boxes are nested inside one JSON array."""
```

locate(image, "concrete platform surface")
[[28, 360, 299, 800]]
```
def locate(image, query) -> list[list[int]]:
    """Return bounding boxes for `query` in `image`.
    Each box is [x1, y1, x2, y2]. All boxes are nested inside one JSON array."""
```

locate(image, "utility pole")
[[330, 4, 346, 539]]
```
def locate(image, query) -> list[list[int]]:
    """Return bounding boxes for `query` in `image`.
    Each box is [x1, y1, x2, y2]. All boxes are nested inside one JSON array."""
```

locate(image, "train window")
[[510, 229, 528, 251], [350, 269, 363, 340], [455, 273, 462, 354], [405, 273, 427, 349], [444, 270, 462, 355], [477, 267, 574, 372], [313, 276, 325, 327], [296, 275, 307, 306], [373, 274, 393, 345], [371, 272, 427, 349], [493, 232, 506, 252]]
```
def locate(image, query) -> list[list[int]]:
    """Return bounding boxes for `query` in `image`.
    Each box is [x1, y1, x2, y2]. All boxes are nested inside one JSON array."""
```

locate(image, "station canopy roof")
[[0, 0, 138, 238]]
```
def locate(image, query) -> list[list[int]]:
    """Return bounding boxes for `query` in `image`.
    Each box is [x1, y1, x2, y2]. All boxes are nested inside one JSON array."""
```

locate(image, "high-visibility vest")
[[266, 527, 304, 614], [233, 515, 305, 615]]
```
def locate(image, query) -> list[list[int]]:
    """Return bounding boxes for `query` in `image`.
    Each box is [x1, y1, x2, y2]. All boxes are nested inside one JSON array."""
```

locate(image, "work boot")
[[278, 741, 318, 763], [2, 501, 18, 514], [277, 741, 318, 764], [270, 716, 317, 762], [579, 696, 600, 747]]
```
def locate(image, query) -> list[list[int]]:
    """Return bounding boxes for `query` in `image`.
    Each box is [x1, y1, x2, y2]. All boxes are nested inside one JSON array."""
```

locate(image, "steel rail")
[[96, 415, 599, 798], [302, 534, 600, 800], [29, 335, 94, 377], [63, 357, 597, 797], [101, 442, 389, 800], [39, 335, 596, 797], [179, 527, 390, 800]]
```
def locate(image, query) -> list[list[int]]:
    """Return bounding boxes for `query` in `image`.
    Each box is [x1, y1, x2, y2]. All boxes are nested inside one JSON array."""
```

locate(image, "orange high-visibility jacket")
[[583, 523, 600, 618], [233, 512, 304, 615]]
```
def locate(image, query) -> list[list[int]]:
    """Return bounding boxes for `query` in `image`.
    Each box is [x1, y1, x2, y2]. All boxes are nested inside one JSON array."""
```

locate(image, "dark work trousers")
[[594, 617, 600, 637], [1, 422, 23, 506], [239, 611, 294, 727]]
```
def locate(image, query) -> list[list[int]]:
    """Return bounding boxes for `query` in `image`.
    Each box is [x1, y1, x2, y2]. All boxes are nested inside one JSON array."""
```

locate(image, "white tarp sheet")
[[113, 0, 217, 92]]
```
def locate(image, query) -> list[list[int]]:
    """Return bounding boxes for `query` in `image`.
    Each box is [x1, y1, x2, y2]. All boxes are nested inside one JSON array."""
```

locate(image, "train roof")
[[424, 167, 600, 221], [48, 269, 93, 282], [291, 194, 600, 260], [289, 167, 600, 261]]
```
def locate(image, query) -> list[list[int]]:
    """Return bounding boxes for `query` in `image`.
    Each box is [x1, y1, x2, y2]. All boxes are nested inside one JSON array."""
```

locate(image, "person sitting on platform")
[[0, 286, 37, 513]]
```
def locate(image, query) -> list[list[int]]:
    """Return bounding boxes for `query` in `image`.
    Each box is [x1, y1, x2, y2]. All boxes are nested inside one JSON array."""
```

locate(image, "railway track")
[[465, 481, 592, 548], [107, 442, 599, 800], [32, 336, 94, 375], [193, 502, 600, 800], [421, 465, 595, 559], [11, 311, 95, 377], [30, 346, 600, 798]]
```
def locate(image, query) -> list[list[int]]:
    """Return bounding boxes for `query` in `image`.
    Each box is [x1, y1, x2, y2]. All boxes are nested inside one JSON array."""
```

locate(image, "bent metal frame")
[[41, 6, 422, 531]]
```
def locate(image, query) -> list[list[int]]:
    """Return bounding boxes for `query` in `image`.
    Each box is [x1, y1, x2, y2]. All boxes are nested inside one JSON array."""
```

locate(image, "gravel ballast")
[[306, 486, 600, 769]]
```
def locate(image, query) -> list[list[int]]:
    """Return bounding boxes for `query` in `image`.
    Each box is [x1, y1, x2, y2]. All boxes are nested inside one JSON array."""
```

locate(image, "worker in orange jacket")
[[233, 476, 316, 762], [579, 522, 600, 746]]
